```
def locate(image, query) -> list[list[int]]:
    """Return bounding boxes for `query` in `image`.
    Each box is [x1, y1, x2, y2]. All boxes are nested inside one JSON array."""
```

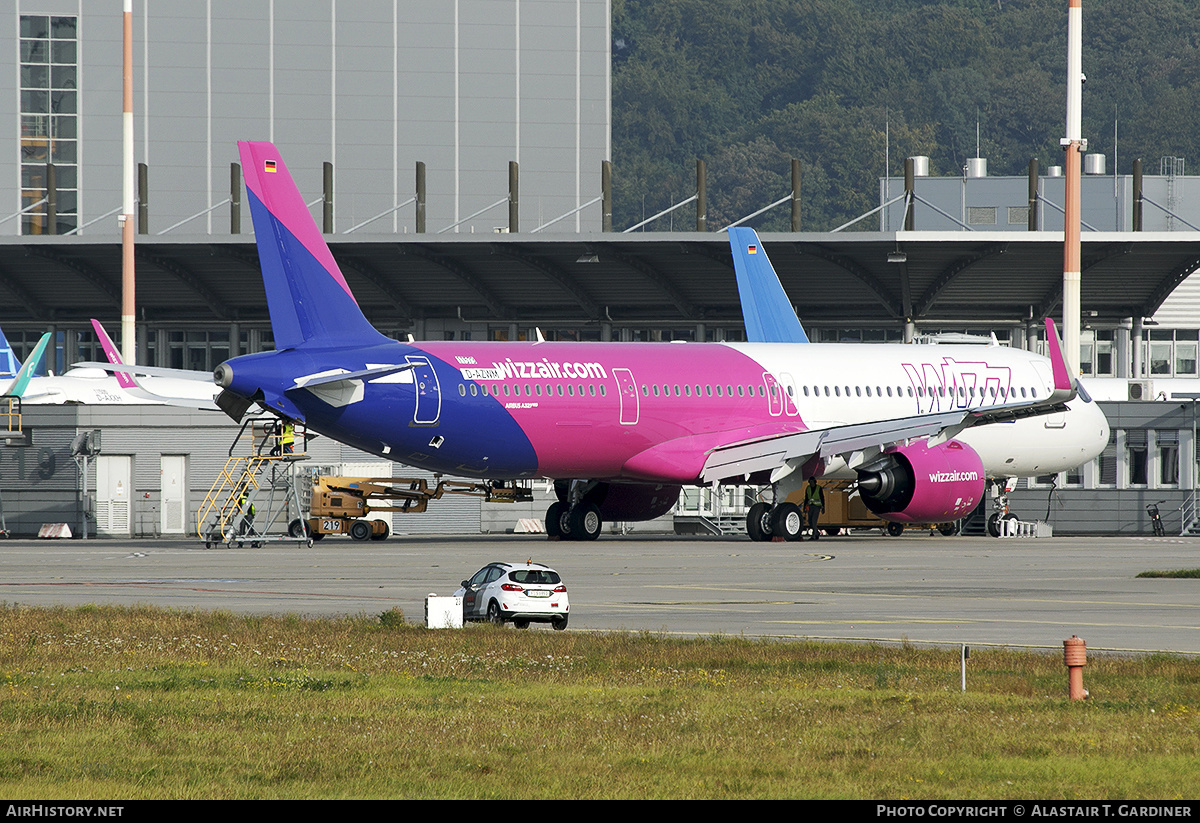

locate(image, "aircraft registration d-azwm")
[[197, 141, 1110, 541]]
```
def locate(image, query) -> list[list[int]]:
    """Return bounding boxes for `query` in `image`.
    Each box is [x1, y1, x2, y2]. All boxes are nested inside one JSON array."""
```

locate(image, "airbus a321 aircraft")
[[210, 141, 1109, 540]]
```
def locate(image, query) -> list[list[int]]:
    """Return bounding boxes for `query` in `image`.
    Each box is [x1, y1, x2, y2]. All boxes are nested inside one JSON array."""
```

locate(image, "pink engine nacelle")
[[855, 439, 985, 525]]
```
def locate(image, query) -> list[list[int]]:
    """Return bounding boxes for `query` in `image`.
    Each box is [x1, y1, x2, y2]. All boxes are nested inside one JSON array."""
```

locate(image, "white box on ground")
[[425, 594, 464, 629]]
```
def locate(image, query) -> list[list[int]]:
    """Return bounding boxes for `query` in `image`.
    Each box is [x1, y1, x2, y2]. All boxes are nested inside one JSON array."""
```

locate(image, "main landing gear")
[[546, 479, 602, 541], [546, 499, 602, 541], [745, 501, 805, 542]]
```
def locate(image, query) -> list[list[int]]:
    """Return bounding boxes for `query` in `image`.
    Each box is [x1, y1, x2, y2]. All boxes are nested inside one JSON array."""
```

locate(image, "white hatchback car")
[[455, 561, 569, 630]]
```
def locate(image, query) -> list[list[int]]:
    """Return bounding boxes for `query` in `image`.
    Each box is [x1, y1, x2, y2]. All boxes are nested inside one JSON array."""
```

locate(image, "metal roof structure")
[[3, 231, 1200, 331]]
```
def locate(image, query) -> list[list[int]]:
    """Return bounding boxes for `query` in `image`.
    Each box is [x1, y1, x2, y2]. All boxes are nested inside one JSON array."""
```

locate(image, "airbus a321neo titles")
[[208, 141, 1109, 541]]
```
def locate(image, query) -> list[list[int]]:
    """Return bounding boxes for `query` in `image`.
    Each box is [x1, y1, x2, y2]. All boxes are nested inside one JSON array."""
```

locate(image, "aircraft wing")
[[701, 410, 964, 482], [702, 317, 1077, 483], [75, 319, 220, 409], [73, 361, 217, 382]]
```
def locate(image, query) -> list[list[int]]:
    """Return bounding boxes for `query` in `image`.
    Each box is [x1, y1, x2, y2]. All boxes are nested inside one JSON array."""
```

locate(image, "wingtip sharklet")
[[1044, 317, 1076, 394]]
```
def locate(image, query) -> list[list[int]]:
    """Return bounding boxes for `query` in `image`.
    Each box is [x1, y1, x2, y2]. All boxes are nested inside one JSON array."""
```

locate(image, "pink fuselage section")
[[418, 341, 806, 481]]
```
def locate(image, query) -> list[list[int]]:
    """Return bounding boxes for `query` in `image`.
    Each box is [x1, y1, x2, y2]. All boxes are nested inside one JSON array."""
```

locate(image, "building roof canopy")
[[3, 231, 1198, 330]]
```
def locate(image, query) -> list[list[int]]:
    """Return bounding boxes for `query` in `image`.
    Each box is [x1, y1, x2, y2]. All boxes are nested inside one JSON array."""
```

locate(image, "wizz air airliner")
[[204, 141, 1108, 541]]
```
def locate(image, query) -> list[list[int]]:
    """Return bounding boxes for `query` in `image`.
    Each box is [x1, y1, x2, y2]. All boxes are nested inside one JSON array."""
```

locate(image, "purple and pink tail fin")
[[90, 319, 138, 389], [238, 141, 388, 351]]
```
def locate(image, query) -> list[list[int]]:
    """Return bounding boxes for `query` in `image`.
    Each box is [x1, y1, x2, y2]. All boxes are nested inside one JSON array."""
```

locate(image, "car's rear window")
[[509, 569, 560, 585]]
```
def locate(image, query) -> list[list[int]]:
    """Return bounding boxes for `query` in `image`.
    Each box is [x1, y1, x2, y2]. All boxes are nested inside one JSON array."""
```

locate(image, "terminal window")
[[19, 14, 78, 235]]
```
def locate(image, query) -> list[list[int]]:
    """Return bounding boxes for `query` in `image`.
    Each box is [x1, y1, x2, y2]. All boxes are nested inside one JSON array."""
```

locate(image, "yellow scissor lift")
[[306, 475, 530, 540], [0, 396, 24, 537], [196, 418, 313, 548]]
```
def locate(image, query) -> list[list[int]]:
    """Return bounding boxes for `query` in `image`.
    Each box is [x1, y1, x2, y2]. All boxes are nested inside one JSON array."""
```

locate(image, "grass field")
[[2, 603, 1198, 799]]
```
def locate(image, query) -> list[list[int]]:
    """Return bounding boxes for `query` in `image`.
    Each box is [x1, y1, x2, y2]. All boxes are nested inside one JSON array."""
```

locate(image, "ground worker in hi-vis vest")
[[269, 421, 295, 455], [238, 488, 256, 536], [803, 477, 825, 541]]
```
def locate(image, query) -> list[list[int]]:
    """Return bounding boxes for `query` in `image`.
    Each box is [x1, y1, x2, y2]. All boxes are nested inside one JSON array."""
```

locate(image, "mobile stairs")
[[196, 417, 313, 548]]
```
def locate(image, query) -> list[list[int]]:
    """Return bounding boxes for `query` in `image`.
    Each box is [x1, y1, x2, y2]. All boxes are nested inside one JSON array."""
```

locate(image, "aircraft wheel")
[[349, 520, 372, 541], [937, 522, 959, 537], [546, 502, 568, 538], [746, 503, 773, 542], [987, 513, 1019, 537], [771, 502, 803, 541], [569, 503, 602, 541], [886, 522, 905, 537]]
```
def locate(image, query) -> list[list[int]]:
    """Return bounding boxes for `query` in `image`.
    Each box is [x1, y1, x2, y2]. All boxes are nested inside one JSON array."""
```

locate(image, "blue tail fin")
[[238, 141, 389, 350], [727, 227, 809, 344], [0, 326, 19, 378]]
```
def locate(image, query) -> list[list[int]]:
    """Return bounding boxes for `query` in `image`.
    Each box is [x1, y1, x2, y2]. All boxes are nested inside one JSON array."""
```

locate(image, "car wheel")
[[513, 619, 530, 629], [551, 615, 568, 631], [746, 502, 773, 542], [569, 503, 602, 541], [771, 502, 803, 541], [487, 600, 503, 626], [937, 522, 959, 536], [349, 520, 372, 541]]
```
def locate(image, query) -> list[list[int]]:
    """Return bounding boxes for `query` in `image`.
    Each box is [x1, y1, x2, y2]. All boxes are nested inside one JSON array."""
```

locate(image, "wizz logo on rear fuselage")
[[903, 358, 1013, 414]]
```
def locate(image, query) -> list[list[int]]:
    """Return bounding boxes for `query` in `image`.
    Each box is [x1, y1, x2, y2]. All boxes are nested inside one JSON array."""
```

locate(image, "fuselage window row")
[[457, 379, 1043, 404]]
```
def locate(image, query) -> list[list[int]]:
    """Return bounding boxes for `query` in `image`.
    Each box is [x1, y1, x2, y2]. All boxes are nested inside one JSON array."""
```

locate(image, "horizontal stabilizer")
[[288, 363, 415, 390]]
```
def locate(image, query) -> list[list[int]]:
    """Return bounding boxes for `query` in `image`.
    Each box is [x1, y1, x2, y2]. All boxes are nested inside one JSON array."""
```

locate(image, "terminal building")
[[3, 1, 1200, 538]]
